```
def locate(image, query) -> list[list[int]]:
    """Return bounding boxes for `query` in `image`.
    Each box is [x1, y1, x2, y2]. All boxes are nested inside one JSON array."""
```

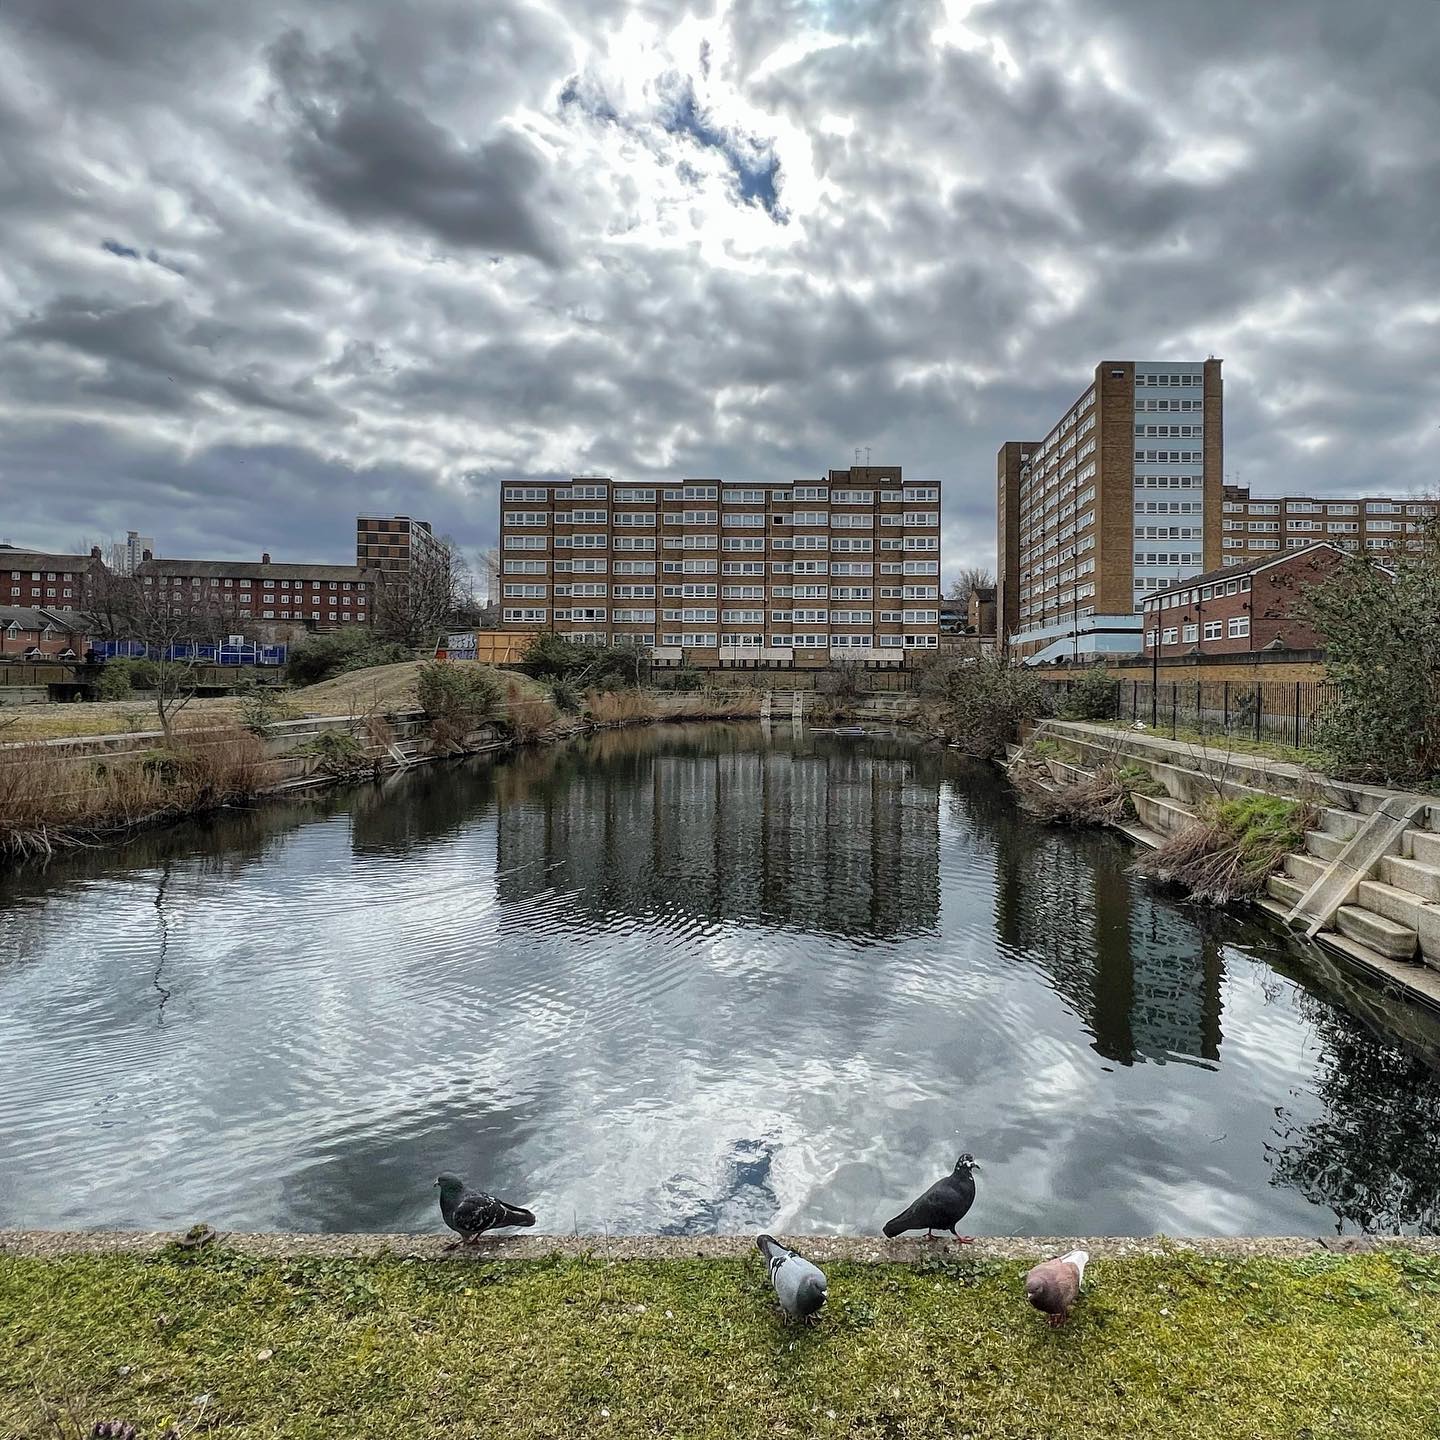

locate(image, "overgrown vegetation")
[[1058, 668, 1119, 721], [285, 628, 410, 687], [1137, 794, 1317, 904], [2, 1249, 1437, 1440], [501, 677, 558, 743], [584, 689, 656, 726], [1013, 752, 1165, 828], [416, 662, 504, 749], [298, 729, 372, 779], [0, 728, 274, 863], [236, 689, 300, 737], [520, 634, 647, 690], [1306, 532, 1440, 782], [921, 655, 1051, 760]]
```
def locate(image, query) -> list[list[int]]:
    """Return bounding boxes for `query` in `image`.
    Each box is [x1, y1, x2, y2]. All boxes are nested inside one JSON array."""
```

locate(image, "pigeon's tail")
[[500, 1204, 537, 1228], [881, 1210, 912, 1239], [756, 1233, 788, 1262]]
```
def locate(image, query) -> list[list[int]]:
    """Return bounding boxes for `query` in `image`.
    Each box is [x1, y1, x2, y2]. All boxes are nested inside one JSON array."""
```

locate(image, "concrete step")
[[1283, 851, 1329, 887], [1357, 879, 1429, 930], [1402, 827, 1440, 868], [1267, 873, 1306, 907], [1131, 792, 1196, 837], [1304, 829, 1347, 863], [1318, 807, 1364, 841], [1334, 904, 1419, 961], [1379, 854, 1440, 903]]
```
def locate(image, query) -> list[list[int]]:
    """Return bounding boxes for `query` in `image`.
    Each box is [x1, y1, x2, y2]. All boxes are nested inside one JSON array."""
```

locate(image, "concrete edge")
[[2, 1230, 1436, 1263]]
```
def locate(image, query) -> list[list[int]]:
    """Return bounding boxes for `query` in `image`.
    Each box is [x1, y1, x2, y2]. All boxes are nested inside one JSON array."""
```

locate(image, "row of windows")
[[1153, 618, 1250, 644]]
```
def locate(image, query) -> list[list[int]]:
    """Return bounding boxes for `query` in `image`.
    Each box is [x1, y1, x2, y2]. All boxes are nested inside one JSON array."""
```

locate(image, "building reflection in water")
[[976, 774, 1224, 1067], [495, 724, 941, 939]]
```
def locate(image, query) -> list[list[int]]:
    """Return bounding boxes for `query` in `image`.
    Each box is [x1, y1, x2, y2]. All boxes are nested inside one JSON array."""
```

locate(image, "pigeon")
[[1024, 1249, 1088, 1326], [756, 1233, 828, 1322], [435, 1171, 537, 1244], [883, 1153, 979, 1241]]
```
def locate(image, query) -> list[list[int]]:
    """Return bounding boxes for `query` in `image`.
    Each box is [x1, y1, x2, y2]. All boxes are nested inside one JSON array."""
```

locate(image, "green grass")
[[3, 1249, 1439, 1438], [1093, 720, 1333, 772]]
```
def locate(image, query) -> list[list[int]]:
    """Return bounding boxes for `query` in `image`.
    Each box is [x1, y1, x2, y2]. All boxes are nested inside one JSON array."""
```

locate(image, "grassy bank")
[[3, 1247, 1437, 1439]]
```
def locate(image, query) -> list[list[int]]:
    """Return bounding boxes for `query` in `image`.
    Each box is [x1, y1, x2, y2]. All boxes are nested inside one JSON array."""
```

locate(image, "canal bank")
[[2, 1235, 1436, 1440], [1012, 719, 1440, 1016]]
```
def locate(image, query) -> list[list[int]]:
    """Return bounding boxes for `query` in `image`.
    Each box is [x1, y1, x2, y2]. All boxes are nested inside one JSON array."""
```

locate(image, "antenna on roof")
[[864, 446, 871, 465], [854, 447, 861, 464]]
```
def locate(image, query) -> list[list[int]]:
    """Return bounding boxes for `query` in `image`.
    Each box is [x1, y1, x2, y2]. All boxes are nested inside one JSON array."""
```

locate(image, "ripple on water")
[[1, 726, 1439, 1237]]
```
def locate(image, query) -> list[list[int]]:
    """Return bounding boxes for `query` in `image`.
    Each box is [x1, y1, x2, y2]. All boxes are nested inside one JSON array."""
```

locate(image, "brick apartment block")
[[1221, 486, 1437, 564], [497, 468, 942, 665], [998, 359, 1223, 661]]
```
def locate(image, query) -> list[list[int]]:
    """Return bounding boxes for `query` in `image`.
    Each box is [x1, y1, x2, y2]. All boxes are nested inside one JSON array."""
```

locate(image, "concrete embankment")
[[1016, 719, 1440, 1014]]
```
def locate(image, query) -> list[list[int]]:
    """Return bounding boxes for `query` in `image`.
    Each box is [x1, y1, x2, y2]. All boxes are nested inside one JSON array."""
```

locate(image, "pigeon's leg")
[[443, 1239, 462, 1252], [1047, 1312, 1067, 1328], [951, 1229, 975, 1244], [924, 1230, 934, 1241]]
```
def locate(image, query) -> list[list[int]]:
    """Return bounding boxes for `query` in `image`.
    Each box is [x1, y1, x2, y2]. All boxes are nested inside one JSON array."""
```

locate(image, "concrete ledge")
[[3, 1229, 1437, 1263]]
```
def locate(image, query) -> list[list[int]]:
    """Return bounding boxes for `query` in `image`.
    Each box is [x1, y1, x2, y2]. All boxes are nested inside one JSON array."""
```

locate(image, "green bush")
[[287, 627, 409, 687], [95, 662, 133, 701], [416, 661, 504, 737], [548, 677, 582, 714], [924, 656, 1051, 759], [301, 729, 371, 777], [520, 634, 646, 689], [1305, 539, 1440, 782], [237, 689, 300, 736], [1060, 668, 1119, 721]]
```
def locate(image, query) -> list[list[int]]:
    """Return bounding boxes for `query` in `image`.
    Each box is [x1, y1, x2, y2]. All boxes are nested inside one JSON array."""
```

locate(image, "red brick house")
[[1140, 543, 1347, 659], [0, 545, 104, 611], [0, 606, 91, 659]]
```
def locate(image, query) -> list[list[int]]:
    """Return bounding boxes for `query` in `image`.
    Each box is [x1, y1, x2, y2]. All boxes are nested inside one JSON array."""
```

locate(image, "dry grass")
[[654, 692, 763, 721], [0, 696, 244, 743], [296, 661, 550, 719], [503, 678, 559, 743], [585, 689, 657, 725], [1013, 762, 1134, 826], [1137, 794, 1318, 904], [0, 727, 276, 862]]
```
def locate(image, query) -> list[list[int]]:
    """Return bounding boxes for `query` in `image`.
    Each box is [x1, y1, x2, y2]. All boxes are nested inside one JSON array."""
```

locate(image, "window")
[[1203, 620, 1222, 641], [1162, 627, 1178, 644], [1182, 623, 1198, 643], [1228, 617, 1249, 638]]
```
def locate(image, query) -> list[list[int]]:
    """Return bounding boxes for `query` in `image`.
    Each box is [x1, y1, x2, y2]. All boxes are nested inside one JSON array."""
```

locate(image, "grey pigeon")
[[436, 1171, 536, 1244], [883, 1153, 979, 1240], [756, 1233, 828, 1321], [1025, 1249, 1088, 1326]]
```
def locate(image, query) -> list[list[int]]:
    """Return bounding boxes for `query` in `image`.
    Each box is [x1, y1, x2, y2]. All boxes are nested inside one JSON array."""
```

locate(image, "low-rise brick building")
[[0, 606, 91, 658], [1140, 543, 1344, 659], [0, 545, 104, 611], [137, 551, 377, 637]]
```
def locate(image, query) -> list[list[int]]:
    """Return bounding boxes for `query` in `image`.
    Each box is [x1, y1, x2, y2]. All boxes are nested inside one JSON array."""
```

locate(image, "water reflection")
[[1, 724, 1438, 1237], [496, 725, 939, 938]]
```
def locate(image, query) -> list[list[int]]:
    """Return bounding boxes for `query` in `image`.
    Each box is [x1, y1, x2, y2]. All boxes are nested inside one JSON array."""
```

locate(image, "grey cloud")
[[267, 29, 568, 268], [0, 0, 1437, 577]]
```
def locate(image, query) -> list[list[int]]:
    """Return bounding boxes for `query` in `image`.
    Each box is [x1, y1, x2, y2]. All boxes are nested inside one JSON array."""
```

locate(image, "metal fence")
[[1046, 675, 1342, 749]]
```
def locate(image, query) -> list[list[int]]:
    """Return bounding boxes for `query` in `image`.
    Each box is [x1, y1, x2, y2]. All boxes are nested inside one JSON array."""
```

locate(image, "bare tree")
[[947, 566, 996, 600], [90, 570, 243, 736], [371, 534, 476, 649]]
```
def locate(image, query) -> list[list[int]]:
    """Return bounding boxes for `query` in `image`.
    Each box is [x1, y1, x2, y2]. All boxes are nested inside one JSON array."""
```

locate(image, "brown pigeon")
[[1024, 1249, 1088, 1326]]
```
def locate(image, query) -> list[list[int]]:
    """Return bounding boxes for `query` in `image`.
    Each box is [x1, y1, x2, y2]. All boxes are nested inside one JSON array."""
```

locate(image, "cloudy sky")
[[2, 0, 1437, 579]]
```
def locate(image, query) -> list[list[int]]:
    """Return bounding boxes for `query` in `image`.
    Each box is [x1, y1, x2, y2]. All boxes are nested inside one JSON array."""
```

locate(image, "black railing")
[[1044, 676, 1341, 750]]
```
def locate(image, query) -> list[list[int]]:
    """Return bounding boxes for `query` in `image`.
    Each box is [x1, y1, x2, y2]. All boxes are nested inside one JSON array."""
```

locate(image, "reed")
[[0, 727, 275, 863]]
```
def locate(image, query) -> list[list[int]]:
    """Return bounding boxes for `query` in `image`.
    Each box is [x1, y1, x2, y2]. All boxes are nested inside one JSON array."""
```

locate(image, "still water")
[[2, 724, 1438, 1237]]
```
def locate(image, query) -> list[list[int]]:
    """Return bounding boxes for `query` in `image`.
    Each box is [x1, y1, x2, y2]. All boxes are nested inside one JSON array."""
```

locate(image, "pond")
[[2, 723, 1438, 1238]]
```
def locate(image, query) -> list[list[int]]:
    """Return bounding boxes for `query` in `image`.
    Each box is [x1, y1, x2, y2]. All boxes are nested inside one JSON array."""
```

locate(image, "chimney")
[[90, 544, 102, 559], [262, 552, 271, 564], [142, 548, 154, 561]]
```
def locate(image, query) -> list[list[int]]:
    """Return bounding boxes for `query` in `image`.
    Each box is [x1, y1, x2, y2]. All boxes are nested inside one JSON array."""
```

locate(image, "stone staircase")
[[1014, 720, 1440, 1006]]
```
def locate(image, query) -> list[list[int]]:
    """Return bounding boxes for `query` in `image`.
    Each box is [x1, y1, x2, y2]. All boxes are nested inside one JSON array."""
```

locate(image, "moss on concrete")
[[3, 1246, 1438, 1439]]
